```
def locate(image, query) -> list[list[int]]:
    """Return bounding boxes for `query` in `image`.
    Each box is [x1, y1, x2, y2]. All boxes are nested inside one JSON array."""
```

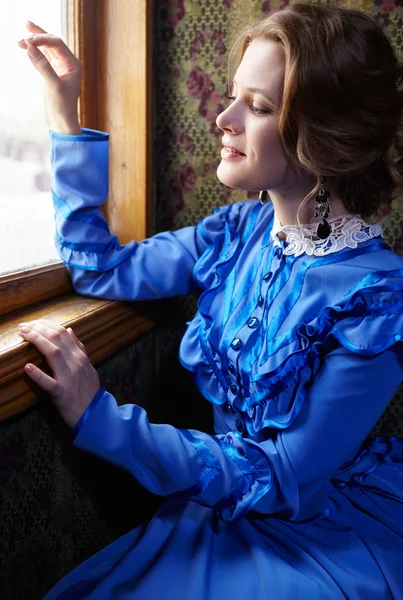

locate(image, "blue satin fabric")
[[43, 129, 403, 599]]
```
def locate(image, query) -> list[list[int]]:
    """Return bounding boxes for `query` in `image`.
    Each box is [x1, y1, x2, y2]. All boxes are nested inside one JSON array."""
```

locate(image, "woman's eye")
[[250, 105, 272, 116], [225, 95, 272, 116]]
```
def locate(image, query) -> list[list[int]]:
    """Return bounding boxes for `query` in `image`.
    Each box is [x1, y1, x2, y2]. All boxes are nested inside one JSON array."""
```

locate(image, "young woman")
[[18, 4, 403, 599]]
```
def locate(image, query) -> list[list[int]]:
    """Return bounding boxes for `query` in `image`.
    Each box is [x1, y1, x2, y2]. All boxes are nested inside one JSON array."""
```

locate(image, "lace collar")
[[270, 214, 383, 257]]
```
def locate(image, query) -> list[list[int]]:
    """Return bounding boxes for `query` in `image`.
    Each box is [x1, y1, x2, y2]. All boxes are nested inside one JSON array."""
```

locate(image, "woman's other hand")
[[17, 21, 82, 135], [18, 319, 100, 429]]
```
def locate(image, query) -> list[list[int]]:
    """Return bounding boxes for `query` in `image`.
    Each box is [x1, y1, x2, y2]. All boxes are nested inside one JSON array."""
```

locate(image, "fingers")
[[19, 322, 66, 373], [18, 320, 99, 428], [23, 34, 75, 60], [32, 321, 87, 356], [26, 21, 48, 35], [17, 21, 48, 48], [24, 362, 58, 395], [18, 32, 76, 64], [19, 319, 88, 362], [67, 327, 88, 356], [23, 44, 61, 87]]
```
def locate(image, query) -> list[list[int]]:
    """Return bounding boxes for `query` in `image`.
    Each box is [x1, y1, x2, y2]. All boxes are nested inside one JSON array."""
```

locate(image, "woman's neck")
[[269, 190, 349, 239], [270, 192, 347, 225]]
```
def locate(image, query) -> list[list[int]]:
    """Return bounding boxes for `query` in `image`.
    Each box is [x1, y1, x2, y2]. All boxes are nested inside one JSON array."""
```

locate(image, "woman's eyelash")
[[249, 106, 271, 115], [225, 95, 272, 116]]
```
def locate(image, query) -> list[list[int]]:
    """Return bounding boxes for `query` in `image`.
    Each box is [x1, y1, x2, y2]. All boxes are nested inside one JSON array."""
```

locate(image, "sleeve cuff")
[[49, 128, 109, 142], [71, 387, 107, 442]]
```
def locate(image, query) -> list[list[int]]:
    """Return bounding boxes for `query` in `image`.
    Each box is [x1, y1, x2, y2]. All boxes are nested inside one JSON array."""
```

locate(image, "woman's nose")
[[216, 103, 243, 134]]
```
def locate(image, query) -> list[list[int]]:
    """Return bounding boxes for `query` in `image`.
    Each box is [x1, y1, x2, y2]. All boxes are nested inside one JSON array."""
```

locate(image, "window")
[[0, 0, 64, 275], [0, 0, 154, 420]]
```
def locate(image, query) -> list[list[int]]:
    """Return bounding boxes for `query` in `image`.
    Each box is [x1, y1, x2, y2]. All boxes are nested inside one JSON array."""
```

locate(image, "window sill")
[[0, 292, 155, 421]]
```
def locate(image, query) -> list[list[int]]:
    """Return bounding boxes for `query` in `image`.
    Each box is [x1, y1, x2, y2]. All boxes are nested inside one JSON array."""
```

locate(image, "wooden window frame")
[[0, 0, 154, 420]]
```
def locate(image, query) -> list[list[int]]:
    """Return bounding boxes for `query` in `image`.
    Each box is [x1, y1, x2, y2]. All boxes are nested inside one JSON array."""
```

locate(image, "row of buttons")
[[225, 264, 278, 436], [230, 318, 261, 351], [227, 402, 244, 433], [229, 271, 272, 352]]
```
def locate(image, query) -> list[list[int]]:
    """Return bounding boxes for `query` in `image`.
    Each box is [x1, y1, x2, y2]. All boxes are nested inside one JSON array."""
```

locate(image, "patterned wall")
[[1, 1, 402, 598]]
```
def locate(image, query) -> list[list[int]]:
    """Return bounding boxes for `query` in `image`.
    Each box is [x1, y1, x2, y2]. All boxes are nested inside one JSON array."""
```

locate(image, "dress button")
[[237, 446, 246, 457], [247, 317, 259, 329], [228, 362, 235, 374], [236, 418, 244, 433], [262, 272, 272, 281], [257, 295, 264, 306], [230, 383, 237, 394], [231, 338, 243, 351]]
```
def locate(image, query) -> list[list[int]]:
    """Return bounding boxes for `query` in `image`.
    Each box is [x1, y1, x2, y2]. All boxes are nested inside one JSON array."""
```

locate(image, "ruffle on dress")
[[244, 286, 403, 436], [330, 436, 403, 525], [180, 203, 403, 438], [180, 202, 248, 397]]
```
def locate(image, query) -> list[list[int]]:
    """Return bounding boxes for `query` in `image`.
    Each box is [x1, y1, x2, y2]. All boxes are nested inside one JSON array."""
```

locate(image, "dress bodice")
[[179, 200, 403, 440]]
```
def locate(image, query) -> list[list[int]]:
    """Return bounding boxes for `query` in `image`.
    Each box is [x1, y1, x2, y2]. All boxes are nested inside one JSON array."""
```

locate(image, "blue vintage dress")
[[43, 129, 403, 599]]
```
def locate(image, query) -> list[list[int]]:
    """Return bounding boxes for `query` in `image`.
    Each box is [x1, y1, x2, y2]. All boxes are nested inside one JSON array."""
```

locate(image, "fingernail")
[[25, 35, 35, 40], [25, 364, 34, 372], [20, 326, 31, 333]]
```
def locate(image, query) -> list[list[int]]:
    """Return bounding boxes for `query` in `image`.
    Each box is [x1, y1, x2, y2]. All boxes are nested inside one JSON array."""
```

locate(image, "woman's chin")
[[216, 164, 249, 191]]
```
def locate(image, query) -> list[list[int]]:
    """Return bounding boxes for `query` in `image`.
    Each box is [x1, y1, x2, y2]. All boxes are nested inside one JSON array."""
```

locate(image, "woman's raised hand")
[[18, 319, 101, 429], [17, 21, 82, 135]]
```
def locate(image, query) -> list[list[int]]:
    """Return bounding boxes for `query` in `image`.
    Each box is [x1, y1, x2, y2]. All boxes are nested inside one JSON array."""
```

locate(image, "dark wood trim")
[[68, 0, 100, 129], [0, 294, 155, 421], [145, 0, 154, 239], [0, 263, 72, 318]]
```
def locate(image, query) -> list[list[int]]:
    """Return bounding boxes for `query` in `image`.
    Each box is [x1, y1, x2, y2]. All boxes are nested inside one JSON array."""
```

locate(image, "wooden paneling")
[[0, 263, 72, 318], [98, 0, 154, 243], [0, 294, 155, 420]]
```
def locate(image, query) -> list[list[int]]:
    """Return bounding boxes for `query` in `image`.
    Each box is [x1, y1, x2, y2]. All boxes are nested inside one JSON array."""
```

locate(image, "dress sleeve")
[[71, 343, 403, 523], [49, 128, 243, 301]]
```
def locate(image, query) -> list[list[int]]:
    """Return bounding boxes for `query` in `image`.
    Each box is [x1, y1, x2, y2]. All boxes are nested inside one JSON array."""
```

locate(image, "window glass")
[[0, 1, 65, 275]]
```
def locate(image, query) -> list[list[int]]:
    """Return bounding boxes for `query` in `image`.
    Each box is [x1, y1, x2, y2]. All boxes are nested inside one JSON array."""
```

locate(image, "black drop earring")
[[259, 190, 269, 205], [314, 176, 331, 239]]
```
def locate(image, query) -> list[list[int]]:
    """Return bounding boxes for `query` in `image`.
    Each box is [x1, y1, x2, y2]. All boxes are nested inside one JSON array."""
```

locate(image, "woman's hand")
[[17, 21, 82, 135], [19, 319, 100, 429]]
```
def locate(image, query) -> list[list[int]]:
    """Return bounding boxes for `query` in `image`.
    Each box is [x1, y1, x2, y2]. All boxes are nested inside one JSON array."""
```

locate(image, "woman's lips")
[[221, 146, 246, 159]]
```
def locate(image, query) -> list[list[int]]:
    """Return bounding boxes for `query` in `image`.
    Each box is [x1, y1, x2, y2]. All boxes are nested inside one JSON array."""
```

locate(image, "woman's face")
[[216, 39, 300, 195]]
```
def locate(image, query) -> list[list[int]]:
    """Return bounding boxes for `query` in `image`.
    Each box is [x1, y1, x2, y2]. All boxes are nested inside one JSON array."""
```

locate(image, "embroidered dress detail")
[[271, 214, 383, 257]]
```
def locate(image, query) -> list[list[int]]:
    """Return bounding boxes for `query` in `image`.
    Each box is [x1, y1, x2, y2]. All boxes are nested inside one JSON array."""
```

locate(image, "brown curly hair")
[[228, 3, 403, 220]]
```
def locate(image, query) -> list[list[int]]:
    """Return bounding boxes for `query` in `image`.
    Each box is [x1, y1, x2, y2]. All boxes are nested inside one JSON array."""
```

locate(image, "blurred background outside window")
[[0, 0, 65, 275]]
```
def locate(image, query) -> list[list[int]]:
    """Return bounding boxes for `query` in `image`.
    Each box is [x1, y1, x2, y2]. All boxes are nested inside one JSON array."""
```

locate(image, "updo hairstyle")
[[228, 3, 403, 220]]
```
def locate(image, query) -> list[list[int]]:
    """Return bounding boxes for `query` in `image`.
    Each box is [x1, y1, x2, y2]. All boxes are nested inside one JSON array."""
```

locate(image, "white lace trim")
[[270, 214, 383, 257]]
